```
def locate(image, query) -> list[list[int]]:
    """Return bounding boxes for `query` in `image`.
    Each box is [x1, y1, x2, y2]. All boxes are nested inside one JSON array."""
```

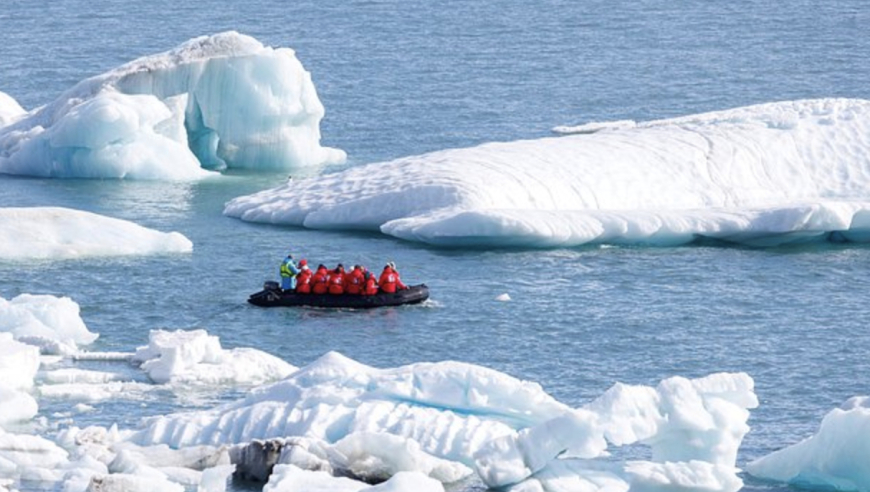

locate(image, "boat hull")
[[248, 284, 429, 309]]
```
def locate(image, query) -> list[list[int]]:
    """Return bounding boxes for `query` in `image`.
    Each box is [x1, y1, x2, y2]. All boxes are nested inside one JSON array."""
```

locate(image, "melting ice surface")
[[747, 396, 870, 492], [0, 293, 866, 492], [0, 207, 192, 260], [226, 98, 870, 248], [0, 32, 345, 180]]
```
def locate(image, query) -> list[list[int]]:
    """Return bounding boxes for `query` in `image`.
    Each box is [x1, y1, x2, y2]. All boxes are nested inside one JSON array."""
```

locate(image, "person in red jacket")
[[327, 264, 346, 295], [295, 259, 312, 293], [311, 264, 329, 294], [345, 265, 365, 295], [378, 264, 407, 293], [363, 271, 379, 296]]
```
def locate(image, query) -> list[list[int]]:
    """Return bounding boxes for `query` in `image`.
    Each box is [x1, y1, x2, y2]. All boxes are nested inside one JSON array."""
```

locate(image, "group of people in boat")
[[280, 254, 408, 296]]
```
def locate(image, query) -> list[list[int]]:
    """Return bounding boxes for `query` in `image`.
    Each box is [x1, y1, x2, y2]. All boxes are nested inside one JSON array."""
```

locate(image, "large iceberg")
[[747, 396, 870, 492], [226, 98, 870, 247], [129, 351, 757, 492], [0, 32, 345, 180], [0, 206, 192, 260]]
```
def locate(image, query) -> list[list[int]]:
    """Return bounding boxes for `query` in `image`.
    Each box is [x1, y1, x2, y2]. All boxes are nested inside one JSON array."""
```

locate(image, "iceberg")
[[0, 32, 345, 180], [226, 98, 870, 248], [128, 351, 757, 492], [0, 334, 40, 426], [0, 91, 25, 128], [131, 329, 297, 385], [0, 311, 758, 492], [746, 396, 870, 492], [263, 465, 445, 492], [0, 293, 98, 355], [0, 207, 192, 260]]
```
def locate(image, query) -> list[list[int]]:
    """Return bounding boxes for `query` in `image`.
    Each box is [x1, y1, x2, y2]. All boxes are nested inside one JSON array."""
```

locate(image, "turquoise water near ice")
[[2, 1, 870, 490]]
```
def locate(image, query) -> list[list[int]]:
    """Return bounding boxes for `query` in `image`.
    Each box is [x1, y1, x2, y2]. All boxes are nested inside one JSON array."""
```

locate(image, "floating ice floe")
[[52, 425, 234, 492], [0, 293, 98, 354], [131, 329, 297, 385], [0, 207, 192, 260], [747, 396, 870, 492], [226, 98, 870, 248], [128, 351, 757, 492], [0, 91, 25, 127], [263, 465, 445, 492], [0, 31, 345, 180], [0, 334, 40, 427]]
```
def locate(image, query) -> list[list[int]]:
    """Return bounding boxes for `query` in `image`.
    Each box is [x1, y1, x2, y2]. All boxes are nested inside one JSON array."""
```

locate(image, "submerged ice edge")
[[226, 98, 870, 248], [0, 31, 346, 181]]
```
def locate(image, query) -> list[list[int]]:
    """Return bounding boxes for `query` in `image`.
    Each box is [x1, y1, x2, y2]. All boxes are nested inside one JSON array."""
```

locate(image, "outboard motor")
[[263, 280, 280, 291]]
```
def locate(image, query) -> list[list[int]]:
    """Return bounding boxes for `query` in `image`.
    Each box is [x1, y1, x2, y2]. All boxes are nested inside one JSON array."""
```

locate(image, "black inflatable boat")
[[248, 281, 430, 309]]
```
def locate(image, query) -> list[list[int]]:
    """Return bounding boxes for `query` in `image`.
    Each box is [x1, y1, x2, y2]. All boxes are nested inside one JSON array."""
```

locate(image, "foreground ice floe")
[[128, 351, 757, 492], [0, 319, 303, 490], [0, 207, 192, 260], [226, 98, 870, 248], [0, 92, 25, 127], [0, 293, 98, 355], [0, 31, 345, 180], [0, 334, 40, 426], [131, 329, 297, 385], [3, 297, 864, 492], [747, 396, 870, 492]]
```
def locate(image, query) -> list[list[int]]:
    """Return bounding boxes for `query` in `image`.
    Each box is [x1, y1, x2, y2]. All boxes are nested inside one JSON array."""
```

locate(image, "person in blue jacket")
[[280, 254, 301, 291]]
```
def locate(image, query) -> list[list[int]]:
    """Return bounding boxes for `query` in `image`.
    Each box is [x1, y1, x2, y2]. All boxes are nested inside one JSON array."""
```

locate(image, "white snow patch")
[[226, 98, 870, 248], [0, 207, 192, 261]]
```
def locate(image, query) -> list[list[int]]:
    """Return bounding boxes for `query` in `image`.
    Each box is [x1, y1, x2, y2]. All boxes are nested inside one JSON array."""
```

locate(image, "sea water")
[[2, 1, 870, 490]]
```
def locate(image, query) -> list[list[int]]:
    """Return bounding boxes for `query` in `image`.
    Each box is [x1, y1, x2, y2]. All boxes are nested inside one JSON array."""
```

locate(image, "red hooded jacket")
[[327, 266, 346, 295], [378, 266, 407, 294], [311, 266, 329, 294], [345, 267, 365, 295], [295, 266, 312, 293]]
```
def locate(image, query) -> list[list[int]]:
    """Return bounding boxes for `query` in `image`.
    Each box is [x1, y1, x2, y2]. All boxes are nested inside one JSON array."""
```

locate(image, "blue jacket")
[[280, 257, 301, 289]]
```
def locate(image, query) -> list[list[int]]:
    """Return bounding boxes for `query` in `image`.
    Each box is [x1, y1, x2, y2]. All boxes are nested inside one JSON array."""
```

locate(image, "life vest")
[[280, 258, 298, 278]]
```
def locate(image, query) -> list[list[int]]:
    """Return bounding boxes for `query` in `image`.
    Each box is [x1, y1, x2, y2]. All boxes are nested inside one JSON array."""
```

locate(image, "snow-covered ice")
[[0, 293, 98, 354], [263, 465, 445, 492], [128, 351, 756, 492], [747, 396, 870, 492], [0, 334, 40, 427], [0, 32, 345, 180], [131, 329, 297, 385], [226, 98, 870, 248], [0, 91, 25, 127], [0, 207, 192, 260]]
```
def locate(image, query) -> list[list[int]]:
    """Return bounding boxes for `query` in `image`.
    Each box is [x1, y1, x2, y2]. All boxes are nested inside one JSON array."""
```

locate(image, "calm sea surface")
[[2, 1, 870, 490]]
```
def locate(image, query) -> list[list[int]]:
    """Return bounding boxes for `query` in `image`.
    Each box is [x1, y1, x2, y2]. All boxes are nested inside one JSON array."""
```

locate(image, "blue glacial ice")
[[0, 32, 345, 180], [747, 396, 870, 492]]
